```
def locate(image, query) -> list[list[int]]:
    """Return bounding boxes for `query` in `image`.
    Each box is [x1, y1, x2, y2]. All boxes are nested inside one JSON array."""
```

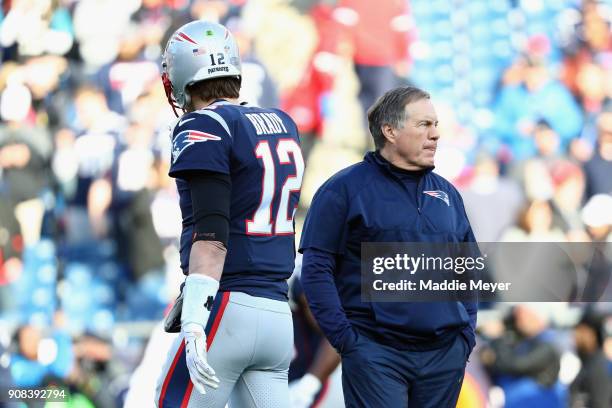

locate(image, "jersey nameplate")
[[245, 113, 289, 135]]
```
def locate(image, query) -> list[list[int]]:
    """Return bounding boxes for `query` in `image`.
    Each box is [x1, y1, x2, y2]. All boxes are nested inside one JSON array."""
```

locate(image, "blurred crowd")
[[0, 0, 611, 406]]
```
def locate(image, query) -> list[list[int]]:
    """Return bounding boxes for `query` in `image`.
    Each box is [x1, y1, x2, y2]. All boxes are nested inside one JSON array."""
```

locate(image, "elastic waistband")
[[227, 291, 290, 314]]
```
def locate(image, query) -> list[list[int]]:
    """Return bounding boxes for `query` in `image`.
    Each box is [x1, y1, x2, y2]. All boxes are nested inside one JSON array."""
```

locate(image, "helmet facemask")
[[161, 65, 183, 118]]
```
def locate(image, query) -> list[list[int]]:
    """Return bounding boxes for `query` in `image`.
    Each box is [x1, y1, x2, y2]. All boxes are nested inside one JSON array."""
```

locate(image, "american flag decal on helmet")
[[192, 47, 207, 56], [423, 190, 450, 206]]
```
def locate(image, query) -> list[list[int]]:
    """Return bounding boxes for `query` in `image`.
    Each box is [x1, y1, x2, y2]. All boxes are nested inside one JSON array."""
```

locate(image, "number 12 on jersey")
[[246, 139, 304, 235]]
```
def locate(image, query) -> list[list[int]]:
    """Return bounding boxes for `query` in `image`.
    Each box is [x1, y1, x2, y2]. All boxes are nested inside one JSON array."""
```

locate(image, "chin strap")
[[161, 71, 184, 118]]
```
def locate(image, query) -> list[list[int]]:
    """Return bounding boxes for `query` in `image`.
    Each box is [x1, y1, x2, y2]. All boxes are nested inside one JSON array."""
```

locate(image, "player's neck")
[[192, 97, 240, 110]]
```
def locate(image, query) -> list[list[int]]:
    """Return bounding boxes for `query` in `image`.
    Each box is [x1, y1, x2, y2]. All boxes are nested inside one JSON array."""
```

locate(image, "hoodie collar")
[[365, 151, 434, 180]]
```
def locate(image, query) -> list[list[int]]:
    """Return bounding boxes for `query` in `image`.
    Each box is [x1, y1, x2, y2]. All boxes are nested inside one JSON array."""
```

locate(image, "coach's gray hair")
[[367, 86, 430, 150]]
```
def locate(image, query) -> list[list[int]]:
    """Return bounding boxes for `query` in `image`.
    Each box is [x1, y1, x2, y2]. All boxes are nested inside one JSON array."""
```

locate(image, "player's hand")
[[182, 323, 220, 394], [289, 373, 321, 408]]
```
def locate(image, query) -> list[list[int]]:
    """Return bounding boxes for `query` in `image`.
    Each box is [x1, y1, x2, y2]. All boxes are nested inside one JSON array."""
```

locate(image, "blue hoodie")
[[300, 152, 477, 352]]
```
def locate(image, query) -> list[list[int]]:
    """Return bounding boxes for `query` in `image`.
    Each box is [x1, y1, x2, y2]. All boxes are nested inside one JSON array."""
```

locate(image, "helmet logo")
[[175, 32, 198, 44], [206, 30, 214, 36]]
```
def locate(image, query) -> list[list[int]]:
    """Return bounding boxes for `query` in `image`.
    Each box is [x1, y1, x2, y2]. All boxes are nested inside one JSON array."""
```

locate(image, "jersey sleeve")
[[168, 111, 233, 178]]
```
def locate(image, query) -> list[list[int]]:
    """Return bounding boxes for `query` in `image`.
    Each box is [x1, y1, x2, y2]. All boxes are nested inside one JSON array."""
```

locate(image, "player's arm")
[[290, 338, 340, 408], [290, 292, 341, 408], [181, 170, 231, 394], [309, 337, 341, 384], [186, 171, 231, 281], [165, 111, 233, 394]]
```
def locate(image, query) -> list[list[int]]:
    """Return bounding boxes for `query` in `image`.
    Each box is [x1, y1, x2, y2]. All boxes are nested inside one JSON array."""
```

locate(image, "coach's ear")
[[381, 123, 397, 146]]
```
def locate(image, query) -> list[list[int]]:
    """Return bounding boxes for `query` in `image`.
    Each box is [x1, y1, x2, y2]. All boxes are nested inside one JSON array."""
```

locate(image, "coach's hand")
[[183, 323, 220, 394]]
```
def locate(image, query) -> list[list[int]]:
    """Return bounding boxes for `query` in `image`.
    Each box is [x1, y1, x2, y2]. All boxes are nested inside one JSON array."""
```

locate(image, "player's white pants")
[[155, 291, 293, 408]]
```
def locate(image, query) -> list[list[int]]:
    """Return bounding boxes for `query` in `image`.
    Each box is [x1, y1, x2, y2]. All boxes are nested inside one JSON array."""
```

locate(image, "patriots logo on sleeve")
[[423, 190, 450, 206], [171, 129, 222, 163]]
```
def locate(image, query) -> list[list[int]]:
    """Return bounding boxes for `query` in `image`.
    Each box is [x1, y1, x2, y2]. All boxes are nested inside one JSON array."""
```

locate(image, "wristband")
[[181, 274, 220, 330], [299, 373, 322, 395]]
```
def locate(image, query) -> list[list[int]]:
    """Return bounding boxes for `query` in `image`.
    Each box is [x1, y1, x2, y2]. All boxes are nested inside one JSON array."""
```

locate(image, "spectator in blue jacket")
[[493, 52, 583, 161], [9, 324, 74, 387], [299, 86, 478, 408]]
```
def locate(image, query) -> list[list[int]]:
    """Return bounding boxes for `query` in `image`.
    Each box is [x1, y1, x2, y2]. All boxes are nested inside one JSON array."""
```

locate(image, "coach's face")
[[384, 98, 440, 170]]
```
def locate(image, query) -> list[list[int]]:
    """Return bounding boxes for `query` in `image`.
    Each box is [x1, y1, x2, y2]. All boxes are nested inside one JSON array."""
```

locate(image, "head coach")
[[298, 86, 478, 407]]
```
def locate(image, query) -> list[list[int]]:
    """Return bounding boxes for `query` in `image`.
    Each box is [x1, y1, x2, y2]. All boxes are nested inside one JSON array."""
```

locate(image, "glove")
[[183, 323, 220, 395], [289, 373, 322, 408]]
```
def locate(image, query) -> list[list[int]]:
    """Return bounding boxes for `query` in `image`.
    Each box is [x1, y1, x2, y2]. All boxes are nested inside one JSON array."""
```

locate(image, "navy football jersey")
[[169, 100, 304, 301]]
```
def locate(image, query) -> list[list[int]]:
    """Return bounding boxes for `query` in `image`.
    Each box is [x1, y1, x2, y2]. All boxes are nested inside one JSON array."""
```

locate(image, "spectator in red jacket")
[[334, 0, 413, 129]]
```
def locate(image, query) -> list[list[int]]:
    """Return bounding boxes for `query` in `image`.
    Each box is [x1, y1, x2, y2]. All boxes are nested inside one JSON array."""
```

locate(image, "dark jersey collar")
[[365, 151, 433, 180]]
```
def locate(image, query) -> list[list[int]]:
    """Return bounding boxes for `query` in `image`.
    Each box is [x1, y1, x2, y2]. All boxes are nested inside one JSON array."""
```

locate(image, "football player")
[[155, 20, 304, 408], [289, 275, 344, 408]]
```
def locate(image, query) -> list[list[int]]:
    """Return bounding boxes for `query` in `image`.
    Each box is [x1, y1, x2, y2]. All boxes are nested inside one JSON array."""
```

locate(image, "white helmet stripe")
[[177, 32, 197, 44]]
